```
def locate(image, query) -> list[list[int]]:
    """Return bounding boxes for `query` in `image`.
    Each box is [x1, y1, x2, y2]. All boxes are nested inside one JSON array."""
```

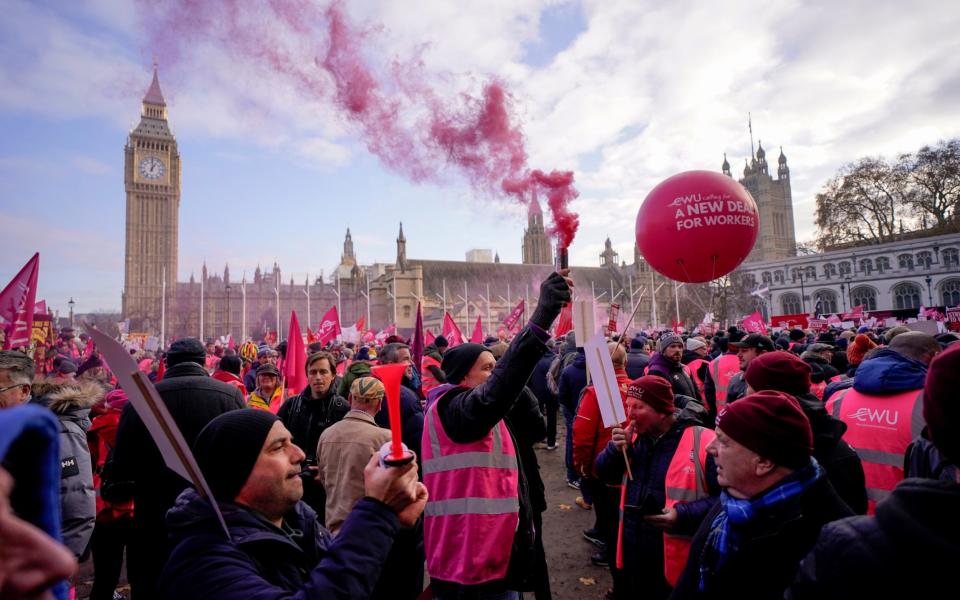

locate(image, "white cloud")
[[71, 155, 112, 176]]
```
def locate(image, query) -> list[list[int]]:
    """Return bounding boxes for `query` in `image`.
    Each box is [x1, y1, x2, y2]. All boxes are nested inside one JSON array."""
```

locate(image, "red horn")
[[372, 363, 414, 464]]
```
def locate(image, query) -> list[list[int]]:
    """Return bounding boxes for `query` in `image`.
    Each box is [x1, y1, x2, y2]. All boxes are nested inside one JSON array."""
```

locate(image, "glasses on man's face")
[[0, 383, 25, 394]]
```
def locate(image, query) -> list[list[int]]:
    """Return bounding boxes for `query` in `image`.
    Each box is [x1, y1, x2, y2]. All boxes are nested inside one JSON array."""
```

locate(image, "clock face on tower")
[[139, 155, 165, 180]]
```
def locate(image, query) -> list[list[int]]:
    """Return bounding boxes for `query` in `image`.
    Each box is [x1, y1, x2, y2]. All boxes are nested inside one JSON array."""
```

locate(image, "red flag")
[[155, 357, 165, 382], [671, 320, 685, 335], [227, 334, 235, 350], [554, 303, 573, 337], [34, 299, 46, 314], [442, 312, 464, 346], [284, 311, 308, 396], [470, 316, 484, 343], [306, 328, 316, 344], [315, 306, 341, 346], [502, 299, 525, 332], [375, 324, 396, 343], [411, 302, 424, 369], [354, 315, 365, 332], [425, 329, 436, 346], [742, 311, 766, 334], [0, 253, 39, 349]]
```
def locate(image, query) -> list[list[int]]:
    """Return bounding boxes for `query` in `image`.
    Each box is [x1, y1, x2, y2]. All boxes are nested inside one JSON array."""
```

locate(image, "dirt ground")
[[75, 420, 610, 599]]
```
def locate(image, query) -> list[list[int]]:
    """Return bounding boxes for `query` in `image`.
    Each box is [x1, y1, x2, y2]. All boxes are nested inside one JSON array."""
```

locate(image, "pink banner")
[[284, 311, 307, 395], [0, 253, 39, 349], [502, 299, 525, 332], [470, 316, 484, 343]]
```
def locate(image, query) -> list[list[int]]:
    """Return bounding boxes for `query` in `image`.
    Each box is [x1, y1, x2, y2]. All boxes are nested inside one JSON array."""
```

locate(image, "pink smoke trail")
[[138, 0, 579, 249]]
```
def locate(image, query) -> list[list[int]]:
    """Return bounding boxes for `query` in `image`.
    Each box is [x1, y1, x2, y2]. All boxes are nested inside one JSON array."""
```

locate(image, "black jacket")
[[109, 361, 246, 596], [161, 488, 399, 599], [671, 471, 853, 600], [433, 325, 549, 594], [793, 392, 868, 515], [526, 352, 557, 408], [625, 348, 651, 379], [648, 352, 702, 403], [278, 387, 350, 463], [787, 478, 960, 599]]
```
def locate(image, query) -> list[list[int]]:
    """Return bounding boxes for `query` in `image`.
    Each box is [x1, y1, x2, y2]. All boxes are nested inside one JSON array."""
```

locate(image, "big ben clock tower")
[[122, 65, 180, 333]]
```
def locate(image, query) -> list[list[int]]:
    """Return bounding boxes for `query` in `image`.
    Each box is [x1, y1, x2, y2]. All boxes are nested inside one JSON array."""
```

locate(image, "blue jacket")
[[851, 349, 927, 395], [595, 400, 719, 576], [160, 489, 400, 599], [526, 351, 557, 407], [557, 350, 587, 413]]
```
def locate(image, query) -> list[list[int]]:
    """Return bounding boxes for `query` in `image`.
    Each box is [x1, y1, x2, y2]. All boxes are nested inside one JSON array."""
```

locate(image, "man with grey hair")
[[826, 330, 941, 514], [0, 349, 35, 409]]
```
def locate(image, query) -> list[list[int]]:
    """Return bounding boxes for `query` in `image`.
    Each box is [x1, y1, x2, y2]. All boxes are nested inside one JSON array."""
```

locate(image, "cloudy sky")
[[2, 0, 959, 314]]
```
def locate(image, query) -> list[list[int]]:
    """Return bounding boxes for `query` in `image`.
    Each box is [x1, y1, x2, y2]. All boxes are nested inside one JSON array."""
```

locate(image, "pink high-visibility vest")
[[663, 426, 715, 586], [826, 387, 924, 514], [710, 354, 740, 411], [421, 392, 520, 585]]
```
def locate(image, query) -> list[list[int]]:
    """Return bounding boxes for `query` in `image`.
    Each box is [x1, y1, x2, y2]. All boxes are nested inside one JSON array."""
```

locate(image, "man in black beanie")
[[160, 409, 427, 599], [422, 271, 571, 600], [108, 337, 245, 599]]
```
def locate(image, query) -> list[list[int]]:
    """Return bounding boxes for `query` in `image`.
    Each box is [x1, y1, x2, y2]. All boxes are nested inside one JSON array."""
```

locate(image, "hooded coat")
[[337, 360, 372, 398], [647, 352, 702, 403], [787, 478, 960, 599], [161, 489, 399, 599], [30, 378, 102, 558], [850, 348, 928, 395]]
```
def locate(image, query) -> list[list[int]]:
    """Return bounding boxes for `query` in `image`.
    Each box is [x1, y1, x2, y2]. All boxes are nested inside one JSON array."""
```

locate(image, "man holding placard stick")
[[595, 376, 719, 600]]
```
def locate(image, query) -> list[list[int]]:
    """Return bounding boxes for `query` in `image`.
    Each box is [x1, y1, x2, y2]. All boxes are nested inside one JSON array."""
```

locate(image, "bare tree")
[[903, 139, 960, 229], [815, 157, 910, 249]]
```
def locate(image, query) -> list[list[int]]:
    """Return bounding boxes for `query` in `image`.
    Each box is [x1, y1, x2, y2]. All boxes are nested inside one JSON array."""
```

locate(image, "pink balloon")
[[635, 170, 759, 283]]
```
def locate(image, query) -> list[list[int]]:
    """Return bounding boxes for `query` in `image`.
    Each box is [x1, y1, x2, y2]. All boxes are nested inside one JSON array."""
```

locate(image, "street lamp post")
[[68, 297, 75, 327], [839, 282, 847, 312], [925, 275, 934, 306]]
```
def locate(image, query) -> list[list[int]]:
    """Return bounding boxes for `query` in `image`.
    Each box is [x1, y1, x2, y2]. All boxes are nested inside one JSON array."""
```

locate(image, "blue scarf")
[[699, 458, 821, 592]]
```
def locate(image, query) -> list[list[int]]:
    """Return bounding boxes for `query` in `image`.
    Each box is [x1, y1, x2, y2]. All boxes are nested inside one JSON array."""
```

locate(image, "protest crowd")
[[2, 268, 959, 600]]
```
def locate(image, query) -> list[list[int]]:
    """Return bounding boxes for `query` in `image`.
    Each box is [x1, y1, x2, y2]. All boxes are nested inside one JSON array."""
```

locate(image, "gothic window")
[[838, 261, 852, 275], [791, 268, 802, 282], [942, 279, 960, 307], [850, 286, 878, 311], [762, 271, 772, 285], [805, 266, 817, 280], [892, 282, 922, 310], [823, 263, 836, 278], [781, 293, 802, 314], [859, 258, 873, 274], [403, 305, 411, 319], [943, 248, 959, 267], [898, 254, 914, 270], [876, 256, 891, 272], [813, 290, 838, 314], [774, 270, 785, 284], [916, 251, 933, 269]]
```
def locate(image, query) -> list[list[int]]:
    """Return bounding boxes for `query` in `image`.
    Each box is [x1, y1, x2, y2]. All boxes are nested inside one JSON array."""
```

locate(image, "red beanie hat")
[[744, 351, 812, 396], [626, 375, 675, 414], [923, 343, 960, 464], [716, 390, 813, 469], [846, 333, 877, 366]]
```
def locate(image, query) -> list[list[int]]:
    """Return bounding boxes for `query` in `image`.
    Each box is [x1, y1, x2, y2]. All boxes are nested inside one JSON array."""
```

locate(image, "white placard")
[[583, 332, 627, 428], [907, 320, 939, 335], [572, 299, 597, 346]]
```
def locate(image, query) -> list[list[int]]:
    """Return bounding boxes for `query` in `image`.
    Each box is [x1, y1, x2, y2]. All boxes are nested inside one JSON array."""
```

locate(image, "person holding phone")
[[596, 376, 719, 600]]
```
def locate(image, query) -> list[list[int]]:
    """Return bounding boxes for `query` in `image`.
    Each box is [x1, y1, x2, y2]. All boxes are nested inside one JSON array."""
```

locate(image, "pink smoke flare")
[[138, 0, 579, 249]]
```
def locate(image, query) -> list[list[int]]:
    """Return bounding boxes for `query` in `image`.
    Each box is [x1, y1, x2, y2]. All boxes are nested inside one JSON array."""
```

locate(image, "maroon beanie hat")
[[626, 375, 675, 414], [923, 343, 960, 464], [716, 390, 813, 469], [744, 351, 812, 396]]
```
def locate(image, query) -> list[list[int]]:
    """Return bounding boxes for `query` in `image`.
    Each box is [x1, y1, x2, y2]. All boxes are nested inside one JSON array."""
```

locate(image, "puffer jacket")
[[30, 378, 102, 558], [647, 352, 702, 402], [161, 488, 400, 599], [787, 478, 960, 599], [557, 350, 587, 413], [851, 348, 927, 395]]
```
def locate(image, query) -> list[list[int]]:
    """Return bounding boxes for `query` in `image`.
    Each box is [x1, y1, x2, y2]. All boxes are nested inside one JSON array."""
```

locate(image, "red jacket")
[[212, 370, 247, 397], [573, 368, 631, 478]]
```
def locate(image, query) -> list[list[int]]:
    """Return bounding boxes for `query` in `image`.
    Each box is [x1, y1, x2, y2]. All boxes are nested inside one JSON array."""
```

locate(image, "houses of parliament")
[[122, 68, 796, 341]]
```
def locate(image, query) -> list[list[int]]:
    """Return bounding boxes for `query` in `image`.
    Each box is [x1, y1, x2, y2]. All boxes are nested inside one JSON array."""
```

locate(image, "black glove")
[[530, 272, 572, 330]]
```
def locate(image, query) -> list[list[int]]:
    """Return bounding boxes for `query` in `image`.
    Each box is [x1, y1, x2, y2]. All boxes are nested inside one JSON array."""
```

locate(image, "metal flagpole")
[[337, 275, 342, 321], [464, 281, 469, 332], [199, 271, 204, 340], [161, 266, 166, 349], [241, 278, 246, 342], [486, 283, 492, 333], [274, 273, 280, 343], [366, 275, 371, 329], [650, 271, 658, 328], [674, 280, 681, 325], [304, 275, 311, 329]]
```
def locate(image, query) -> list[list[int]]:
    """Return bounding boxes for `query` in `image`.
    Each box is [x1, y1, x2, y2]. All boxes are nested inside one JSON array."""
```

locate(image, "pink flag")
[[425, 329, 436, 346], [502, 299, 525, 332], [376, 324, 396, 343], [284, 311, 307, 396], [0, 253, 39, 349], [316, 306, 341, 346], [554, 303, 573, 337], [470, 316, 484, 343], [442, 312, 465, 346], [227, 334, 235, 350], [34, 299, 46, 314], [742, 311, 766, 334]]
